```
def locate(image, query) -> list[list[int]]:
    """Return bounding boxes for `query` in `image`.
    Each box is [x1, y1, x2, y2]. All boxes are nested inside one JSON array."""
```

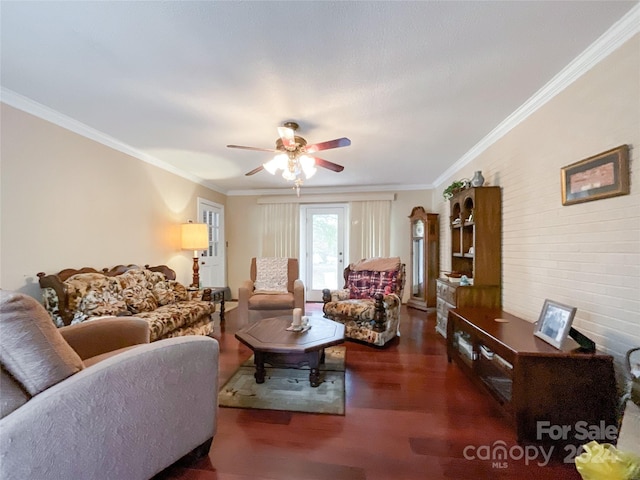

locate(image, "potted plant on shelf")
[[442, 179, 469, 200]]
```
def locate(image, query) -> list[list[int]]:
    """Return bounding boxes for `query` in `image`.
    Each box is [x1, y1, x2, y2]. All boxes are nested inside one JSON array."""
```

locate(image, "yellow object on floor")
[[575, 441, 640, 480]]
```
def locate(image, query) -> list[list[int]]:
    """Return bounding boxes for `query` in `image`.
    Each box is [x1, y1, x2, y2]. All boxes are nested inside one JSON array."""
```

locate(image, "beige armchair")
[[238, 257, 305, 324]]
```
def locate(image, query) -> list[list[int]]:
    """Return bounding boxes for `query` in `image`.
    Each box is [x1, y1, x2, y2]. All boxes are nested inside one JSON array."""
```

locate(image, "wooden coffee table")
[[235, 315, 345, 387]]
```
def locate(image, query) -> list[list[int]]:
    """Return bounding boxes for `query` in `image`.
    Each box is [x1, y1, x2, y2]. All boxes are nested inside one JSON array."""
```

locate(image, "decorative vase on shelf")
[[471, 171, 485, 187]]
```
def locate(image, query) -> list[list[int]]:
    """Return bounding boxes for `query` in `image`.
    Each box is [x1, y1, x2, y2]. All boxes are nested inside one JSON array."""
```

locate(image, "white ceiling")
[[1, 1, 637, 195]]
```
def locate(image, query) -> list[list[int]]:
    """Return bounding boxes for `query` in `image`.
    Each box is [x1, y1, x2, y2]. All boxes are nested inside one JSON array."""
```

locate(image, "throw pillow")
[[121, 284, 158, 313], [347, 270, 373, 299], [144, 269, 167, 287], [41, 286, 64, 327], [117, 269, 149, 289], [152, 280, 188, 306], [64, 272, 110, 314], [76, 276, 127, 319], [0, 291, 84, 396], [369, 270, 399, 297], [254, 257, 289, 294]]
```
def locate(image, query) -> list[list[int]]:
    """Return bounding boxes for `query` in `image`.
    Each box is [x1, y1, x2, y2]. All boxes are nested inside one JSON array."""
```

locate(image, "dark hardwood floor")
[[156, 304, 581, 480]]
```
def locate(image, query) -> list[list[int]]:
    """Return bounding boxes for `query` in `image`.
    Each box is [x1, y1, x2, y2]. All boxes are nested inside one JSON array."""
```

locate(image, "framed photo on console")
[[534, 299, 577, 349]]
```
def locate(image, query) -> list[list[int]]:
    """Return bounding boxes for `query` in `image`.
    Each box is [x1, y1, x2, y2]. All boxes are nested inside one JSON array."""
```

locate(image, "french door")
[[197, 198, 225, 288], [301, 205, 348, 301]]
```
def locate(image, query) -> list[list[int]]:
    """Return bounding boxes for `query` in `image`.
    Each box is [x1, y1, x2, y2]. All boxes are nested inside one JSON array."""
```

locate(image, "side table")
[[191, 287, 229, 322], [202, 287, 229, 322]]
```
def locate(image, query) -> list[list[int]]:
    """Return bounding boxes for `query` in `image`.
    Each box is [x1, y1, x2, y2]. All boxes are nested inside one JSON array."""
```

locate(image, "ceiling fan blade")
[[227, 144, 279, 153], [245, 165, 265, 176], [313, 157, 344, 173], [305, 137, 351, 154], [277, 127, 296, 149]]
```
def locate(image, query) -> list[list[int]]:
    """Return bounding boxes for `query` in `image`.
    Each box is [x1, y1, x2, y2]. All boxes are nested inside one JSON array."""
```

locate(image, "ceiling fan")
[[227, 122, 350, 194]]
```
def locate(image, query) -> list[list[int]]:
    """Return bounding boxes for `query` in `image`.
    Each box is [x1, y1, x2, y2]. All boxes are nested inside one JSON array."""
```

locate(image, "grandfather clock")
[[407, 207, 439, 310]]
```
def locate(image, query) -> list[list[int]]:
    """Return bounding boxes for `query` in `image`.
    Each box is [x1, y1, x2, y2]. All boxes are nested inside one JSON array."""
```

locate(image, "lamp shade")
[[181, 222, 208, 250]]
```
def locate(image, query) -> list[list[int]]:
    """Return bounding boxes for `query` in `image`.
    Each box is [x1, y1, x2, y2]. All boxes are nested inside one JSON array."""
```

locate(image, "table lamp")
[[181, 221, 209, 288]]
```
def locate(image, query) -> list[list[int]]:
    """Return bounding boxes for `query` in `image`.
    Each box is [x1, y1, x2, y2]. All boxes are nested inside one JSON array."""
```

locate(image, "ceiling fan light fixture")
[[282, 169, 297, 181], [263, 160, 277, 175], [299, 155, 317, 179], [229, 121, 349, 194], [263, 153, 288, 175]]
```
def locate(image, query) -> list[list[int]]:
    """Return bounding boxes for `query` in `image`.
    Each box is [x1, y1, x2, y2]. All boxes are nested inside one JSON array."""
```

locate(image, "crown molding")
[[433, 4, 640, 188], [0, 88, 227, 195]]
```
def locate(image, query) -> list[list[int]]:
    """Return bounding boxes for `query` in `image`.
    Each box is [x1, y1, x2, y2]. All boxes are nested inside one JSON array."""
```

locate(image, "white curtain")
[[349, 200, 391, 261], [260, 203, 300, 257]]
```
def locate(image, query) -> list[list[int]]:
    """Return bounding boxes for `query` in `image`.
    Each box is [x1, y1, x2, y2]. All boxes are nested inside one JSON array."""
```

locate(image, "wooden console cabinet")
[[447, 307, 617, 444]]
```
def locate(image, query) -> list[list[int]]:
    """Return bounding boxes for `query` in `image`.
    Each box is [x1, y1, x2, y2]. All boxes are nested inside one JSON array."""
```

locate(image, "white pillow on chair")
[[253, 258, 289, 294]]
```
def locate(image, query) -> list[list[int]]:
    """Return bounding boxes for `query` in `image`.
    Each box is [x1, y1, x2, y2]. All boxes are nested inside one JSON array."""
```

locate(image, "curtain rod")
[[257, 192, 396, 204]]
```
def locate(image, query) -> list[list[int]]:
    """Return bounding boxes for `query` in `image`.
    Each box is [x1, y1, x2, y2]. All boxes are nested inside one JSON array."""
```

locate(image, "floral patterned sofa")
[[37, 264, 216, 341], [322, 257, 405, 347]]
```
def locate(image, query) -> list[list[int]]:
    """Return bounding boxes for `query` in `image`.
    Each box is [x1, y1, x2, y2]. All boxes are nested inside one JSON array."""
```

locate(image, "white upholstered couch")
[[0, 290, 219, 480]]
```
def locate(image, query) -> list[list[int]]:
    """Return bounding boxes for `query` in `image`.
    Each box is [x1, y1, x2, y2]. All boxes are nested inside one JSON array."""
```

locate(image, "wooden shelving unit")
[[436, 187, 502, 337]]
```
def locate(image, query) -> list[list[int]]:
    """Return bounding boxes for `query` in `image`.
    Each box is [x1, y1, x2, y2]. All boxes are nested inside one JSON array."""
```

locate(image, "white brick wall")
[[436, 34, 640, 366]]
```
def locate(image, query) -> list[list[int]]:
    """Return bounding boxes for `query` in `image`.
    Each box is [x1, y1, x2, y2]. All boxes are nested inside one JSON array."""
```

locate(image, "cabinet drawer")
[[436, 297, 449, 318], [436, 312, 448, 338], [437, 281, 457, 305]]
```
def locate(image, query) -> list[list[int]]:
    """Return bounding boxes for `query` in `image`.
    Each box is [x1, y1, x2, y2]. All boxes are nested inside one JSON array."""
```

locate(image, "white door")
[[301, 205, 348, 302], [197, 198, 225, 287]]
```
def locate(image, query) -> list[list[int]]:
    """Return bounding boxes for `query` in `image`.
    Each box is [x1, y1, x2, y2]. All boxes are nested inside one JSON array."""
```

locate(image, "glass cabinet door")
[[412, 219, 425, 299], [407, 207, 439, 311]]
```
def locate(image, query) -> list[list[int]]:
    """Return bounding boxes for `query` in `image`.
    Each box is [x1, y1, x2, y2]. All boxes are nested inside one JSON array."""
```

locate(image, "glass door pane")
[[302, 205, 346, 302], [197, 199, 225, 287]]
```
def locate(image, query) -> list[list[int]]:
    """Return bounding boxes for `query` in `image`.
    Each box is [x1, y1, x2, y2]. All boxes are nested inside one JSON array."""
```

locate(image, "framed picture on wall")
[[534, 299, 577, 349], [561, 145, 629, 206]]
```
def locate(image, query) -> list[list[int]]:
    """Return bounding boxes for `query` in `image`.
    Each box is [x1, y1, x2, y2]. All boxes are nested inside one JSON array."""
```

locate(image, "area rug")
[[218, 346, 345, 415]]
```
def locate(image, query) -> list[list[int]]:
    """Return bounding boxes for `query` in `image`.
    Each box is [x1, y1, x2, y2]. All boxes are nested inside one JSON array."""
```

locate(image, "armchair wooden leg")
[[373, 293, 386, 332], [321, 288, 332, 318]]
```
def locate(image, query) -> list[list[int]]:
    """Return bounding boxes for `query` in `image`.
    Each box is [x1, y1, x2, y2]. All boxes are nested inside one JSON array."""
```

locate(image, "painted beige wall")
[[226, 190, 432, 303], [435, 34, 640, 362], [0, 104, 225, 298]]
